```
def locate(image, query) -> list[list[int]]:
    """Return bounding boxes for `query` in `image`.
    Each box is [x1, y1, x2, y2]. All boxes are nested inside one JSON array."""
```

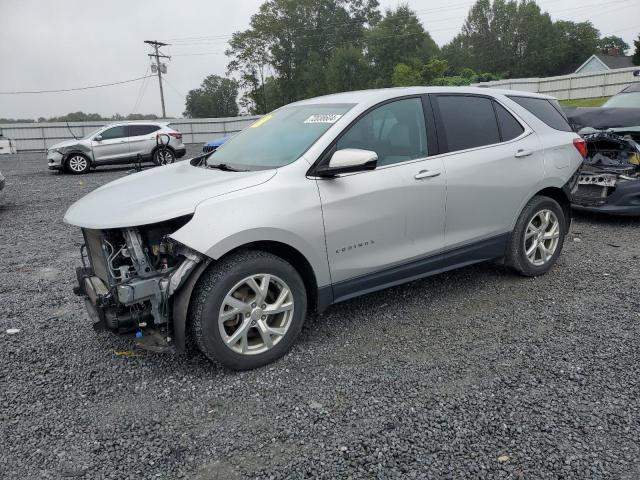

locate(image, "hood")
[[64, 161, 277, 229], [49, 138, 85, 150], [563, 106, 640, 131]]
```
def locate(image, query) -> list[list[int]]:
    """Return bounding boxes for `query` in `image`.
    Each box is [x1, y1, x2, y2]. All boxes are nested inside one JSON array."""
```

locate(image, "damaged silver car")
[[66, 87, 584, 370]]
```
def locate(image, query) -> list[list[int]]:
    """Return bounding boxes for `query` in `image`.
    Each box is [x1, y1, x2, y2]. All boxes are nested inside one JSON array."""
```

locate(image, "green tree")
[[443, 0, 601, 78], [227, 0, 380, 106], [633, 34, 640, 66], [325, 46, 372, 92], [598, 35, 630, 55], [367, 5, 438, 86], [391, 63, 421, 87], [184, 75, 239, 118], [226, 30, 271, 114], [552, 21, 600, 74]]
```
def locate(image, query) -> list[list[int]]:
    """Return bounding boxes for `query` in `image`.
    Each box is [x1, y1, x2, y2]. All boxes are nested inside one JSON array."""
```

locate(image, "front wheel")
[[190, 251, 307, 370], [506, 195, 566, 277], [153, 148, 175, 166], [65, 154, 90, 174]]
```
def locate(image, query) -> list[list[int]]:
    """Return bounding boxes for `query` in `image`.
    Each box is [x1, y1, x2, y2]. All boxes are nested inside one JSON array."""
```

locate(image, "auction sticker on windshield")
[[304, 114, 343, 124]]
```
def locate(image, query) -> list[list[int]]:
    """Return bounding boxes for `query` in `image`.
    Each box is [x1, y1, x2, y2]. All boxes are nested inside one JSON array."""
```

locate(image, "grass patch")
[[559, 96, 609, 107]]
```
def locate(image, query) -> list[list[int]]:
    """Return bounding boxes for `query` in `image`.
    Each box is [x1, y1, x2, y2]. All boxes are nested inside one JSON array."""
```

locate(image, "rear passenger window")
[[508, 96, 572, 132], [128, 125, 160, 136], [434, 95, 500, 152], [494, 102, 524, 141]]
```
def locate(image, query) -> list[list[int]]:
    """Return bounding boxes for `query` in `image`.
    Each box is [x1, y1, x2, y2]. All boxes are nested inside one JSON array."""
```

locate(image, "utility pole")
[[144, 40, 170, 118]]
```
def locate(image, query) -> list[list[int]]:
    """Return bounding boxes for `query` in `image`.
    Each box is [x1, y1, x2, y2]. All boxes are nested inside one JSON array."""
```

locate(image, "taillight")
[[167, 132, 182, 140], [573, 137, 587, 158]]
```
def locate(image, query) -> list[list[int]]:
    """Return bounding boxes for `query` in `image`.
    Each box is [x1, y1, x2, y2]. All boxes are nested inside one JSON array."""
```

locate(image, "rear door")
[[91, 125, 129, 163], [431, 94, 545, 248], [316, 96, 446, 295], [127, 124, 160, 159]]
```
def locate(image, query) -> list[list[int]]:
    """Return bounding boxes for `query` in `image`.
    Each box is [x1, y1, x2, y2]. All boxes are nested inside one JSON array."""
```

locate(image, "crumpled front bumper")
[[47, 150, 64, 170], [74, 242, 204, 341], [572, 178, 640, 215]]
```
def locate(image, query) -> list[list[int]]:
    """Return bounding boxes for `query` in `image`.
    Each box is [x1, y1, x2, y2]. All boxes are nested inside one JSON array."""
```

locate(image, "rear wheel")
[[506, 195, 566, 276], [153, 148, 175, 166], [190, 251, 307, 370], [65, 154, 90, 174]]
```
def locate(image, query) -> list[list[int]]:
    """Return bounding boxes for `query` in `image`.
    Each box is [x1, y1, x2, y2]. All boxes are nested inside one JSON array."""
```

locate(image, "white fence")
[[473, 66, 640, 100], [0, 116, 261, 152]]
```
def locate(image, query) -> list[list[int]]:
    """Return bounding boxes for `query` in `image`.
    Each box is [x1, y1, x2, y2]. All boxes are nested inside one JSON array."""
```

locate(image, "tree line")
[[0, 112, 162, 124], [184, 0, 639, 117]]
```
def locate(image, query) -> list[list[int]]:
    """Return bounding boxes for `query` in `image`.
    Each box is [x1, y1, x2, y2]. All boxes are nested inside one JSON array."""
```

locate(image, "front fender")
[[169, 175, 330, 287]]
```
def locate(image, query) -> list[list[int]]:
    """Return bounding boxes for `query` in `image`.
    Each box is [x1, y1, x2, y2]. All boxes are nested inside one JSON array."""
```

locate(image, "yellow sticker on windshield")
[[250, 114, 273, 128]]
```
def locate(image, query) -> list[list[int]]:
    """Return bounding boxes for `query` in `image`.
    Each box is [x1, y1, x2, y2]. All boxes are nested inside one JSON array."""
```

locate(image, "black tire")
[[190, 251, 307, 370], [506, 195, 566, 277], [153, 148, 176, 166], [65, 153, 91, 174]]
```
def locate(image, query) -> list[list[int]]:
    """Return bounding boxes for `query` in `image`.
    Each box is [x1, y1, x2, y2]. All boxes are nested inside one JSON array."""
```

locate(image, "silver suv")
[[65, 87, 584, 370], [47, 122, 186, 174]]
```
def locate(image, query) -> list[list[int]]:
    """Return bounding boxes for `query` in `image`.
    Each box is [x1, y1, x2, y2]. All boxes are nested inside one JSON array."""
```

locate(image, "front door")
[[92, 125, 129, 163], [316, 97, 446, 298]]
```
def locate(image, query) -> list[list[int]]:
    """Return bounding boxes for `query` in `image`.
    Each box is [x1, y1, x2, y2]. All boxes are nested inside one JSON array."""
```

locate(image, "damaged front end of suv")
[[74, 216, 208, 352], [565, 107, 640, 215], [572, 130, 640, 215]]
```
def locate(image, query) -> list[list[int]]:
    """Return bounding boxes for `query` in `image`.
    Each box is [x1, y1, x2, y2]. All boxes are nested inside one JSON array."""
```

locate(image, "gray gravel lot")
[[1, 149, 639, 479]]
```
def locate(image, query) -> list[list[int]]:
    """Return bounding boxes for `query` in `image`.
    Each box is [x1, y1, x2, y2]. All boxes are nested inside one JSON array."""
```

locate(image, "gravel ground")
[[1, 150, 639, 479]]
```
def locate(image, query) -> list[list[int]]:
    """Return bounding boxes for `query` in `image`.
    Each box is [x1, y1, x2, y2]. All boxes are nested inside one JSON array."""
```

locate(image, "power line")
[[131, 66, 151, 114], [0, 75, 154, 95]]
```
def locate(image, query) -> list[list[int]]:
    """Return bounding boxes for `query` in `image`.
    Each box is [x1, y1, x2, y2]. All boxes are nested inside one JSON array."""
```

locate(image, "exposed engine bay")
[[564, 107, 640, 214], [573, 130, 640, 209], [75, 215, 206, 346]]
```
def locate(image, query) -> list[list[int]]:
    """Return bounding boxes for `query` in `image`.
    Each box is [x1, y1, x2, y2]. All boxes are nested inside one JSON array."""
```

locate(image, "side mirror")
[[315, 148, 378, 178], [94, 135, 102, 142]]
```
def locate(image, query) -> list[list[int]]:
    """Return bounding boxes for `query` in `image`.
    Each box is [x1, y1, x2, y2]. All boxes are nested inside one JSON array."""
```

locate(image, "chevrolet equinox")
[[65, 87, 585, 370]]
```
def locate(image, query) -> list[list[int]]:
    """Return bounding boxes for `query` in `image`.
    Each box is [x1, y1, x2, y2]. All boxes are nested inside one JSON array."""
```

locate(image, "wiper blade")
[[208, 163, 248, 172]]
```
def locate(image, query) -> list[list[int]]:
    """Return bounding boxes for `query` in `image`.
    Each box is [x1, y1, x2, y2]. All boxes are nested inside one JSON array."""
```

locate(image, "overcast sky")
[[1, 0, 638, 119]]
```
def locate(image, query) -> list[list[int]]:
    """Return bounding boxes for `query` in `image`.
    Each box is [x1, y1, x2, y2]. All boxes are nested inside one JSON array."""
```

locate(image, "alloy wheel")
[[156, 150, 175, 165], [218, 274, 295, 355], [68, 155, 88, 173], [524, 209, 560, 266]]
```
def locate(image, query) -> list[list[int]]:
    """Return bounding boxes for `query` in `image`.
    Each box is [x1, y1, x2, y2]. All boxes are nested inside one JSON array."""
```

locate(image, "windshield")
[[603, 92, 640, 108], [206, 103, 355, 170]]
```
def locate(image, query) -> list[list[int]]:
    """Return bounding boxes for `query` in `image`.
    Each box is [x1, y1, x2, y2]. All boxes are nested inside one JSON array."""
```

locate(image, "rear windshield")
[[207, 103, 355, 170], [508, 96, 572, 132]]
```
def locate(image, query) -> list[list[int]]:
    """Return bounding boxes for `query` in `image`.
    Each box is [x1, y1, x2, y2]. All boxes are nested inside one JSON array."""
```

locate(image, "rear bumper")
[[572, 178, 640, 216], [175, 146, 186, 159]]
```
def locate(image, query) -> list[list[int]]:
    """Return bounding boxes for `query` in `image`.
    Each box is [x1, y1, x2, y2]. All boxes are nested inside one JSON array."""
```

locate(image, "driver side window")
[[336, 98, 428, 166], [99, 126, 127, 140]]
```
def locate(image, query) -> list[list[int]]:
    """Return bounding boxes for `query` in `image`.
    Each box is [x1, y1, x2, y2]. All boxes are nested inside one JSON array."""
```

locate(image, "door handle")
[[514, 149, 533, 158], [414, 170, 441, 180]]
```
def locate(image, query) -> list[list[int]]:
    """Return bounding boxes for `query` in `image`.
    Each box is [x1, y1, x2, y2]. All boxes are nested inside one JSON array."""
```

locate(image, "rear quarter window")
[[508, 96, 572, 132], [494, 102, 525, 141]]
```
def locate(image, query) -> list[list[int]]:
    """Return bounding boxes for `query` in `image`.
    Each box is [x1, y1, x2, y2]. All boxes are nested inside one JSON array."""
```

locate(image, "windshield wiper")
[[207, 163, 248, 172]]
